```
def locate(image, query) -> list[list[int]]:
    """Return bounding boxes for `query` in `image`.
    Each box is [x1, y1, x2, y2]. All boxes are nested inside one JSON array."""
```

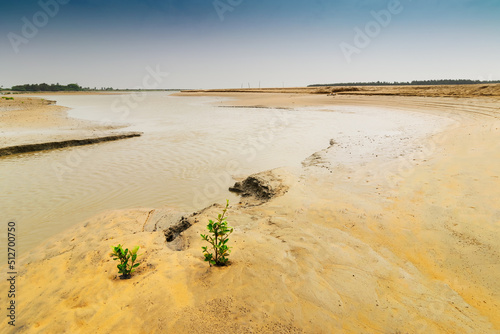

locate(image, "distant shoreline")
[[1, 89, 182, 95], [179, 83, 500, 98], [3, 83, 499, 98]]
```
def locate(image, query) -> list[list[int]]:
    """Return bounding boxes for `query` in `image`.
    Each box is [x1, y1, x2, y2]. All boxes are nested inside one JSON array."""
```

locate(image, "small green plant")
[[201, 200, 233, 266], [110, 244, 141, 279]]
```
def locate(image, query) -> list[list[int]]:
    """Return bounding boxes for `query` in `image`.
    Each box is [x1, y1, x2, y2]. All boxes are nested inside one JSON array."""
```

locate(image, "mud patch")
[[0, 132, 142, 157], [229, 169, 290, 204], [164, 217, 193, 243]]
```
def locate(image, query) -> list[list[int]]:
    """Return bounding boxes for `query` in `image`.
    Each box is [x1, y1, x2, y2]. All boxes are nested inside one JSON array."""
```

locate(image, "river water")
[[0, 92, 451, 253]]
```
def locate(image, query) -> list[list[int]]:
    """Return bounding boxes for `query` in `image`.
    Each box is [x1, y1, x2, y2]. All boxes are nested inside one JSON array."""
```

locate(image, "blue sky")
[[1, 0, 499, 89]]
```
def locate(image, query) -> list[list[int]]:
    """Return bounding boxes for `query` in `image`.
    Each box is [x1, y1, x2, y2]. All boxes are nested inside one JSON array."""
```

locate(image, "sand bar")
[[0, 96, 142, 156]]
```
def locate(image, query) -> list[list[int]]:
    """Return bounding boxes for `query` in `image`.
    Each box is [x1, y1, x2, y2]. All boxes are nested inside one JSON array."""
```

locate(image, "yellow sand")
[[1, 90, 499, 333], [0, 96, 128, 149]]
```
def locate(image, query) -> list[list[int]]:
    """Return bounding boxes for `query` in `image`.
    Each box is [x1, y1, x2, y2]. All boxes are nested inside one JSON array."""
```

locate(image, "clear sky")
[[1, 0, 499, 89]]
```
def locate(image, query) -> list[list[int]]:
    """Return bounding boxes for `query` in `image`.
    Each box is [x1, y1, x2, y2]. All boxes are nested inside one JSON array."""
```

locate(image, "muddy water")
[[0, 92, 452, 252]]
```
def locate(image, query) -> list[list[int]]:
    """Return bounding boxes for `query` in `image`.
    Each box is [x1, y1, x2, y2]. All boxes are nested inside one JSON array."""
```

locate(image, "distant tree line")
[[308, 79, 500, 87], [11, 83, 84, 92], [6, 84, 177, 92]]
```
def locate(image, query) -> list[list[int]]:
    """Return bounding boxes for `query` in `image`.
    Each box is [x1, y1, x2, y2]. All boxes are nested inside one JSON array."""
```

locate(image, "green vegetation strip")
[[0, 132, 142, 157]]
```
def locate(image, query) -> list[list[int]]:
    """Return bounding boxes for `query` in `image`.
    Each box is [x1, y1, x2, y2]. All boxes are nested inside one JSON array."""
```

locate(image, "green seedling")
[[110, 244, 141, 279], [201, 200, 233, 266]]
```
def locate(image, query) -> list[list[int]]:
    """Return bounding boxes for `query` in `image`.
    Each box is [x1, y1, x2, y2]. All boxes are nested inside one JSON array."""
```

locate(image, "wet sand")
[[0, 97, 141, 155], [1, 88, 499, 333]]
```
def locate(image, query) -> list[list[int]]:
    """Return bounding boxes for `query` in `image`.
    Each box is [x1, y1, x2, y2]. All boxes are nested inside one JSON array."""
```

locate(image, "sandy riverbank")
[[181, 83, 500, 98], [0, 96, 141, 156], [1, 90, 499, 333]]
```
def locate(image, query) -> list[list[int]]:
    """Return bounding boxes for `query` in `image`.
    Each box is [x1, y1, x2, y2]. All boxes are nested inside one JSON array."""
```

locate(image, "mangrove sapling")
[[110, 244, 141, 279], [201, 200, 233, 266]]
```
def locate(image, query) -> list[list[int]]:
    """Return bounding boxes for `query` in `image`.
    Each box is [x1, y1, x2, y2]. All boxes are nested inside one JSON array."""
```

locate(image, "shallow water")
[[0, 92, 451, 253]]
